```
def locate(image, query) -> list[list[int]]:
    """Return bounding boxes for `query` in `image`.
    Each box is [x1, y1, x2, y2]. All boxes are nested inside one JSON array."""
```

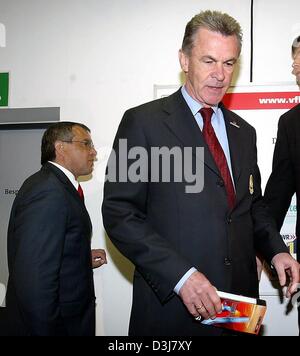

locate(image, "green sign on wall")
[[0, 73, 9, 107]]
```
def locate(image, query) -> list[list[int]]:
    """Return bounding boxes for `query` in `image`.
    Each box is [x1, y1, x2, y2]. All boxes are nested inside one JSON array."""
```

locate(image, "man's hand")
[[178, 271, 222, 320], [91, 249, 107, 269], [271, 253, 300, 298]]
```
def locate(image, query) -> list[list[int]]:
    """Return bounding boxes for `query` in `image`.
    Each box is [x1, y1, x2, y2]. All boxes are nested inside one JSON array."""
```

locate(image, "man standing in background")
[[264, 36, 300, 333], [102, 11, 299, 336], [1, 122, 106, 336]]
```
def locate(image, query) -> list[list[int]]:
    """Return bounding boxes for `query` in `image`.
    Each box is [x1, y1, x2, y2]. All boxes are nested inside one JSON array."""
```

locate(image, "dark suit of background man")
[[102, 10, 299, 336], [264, 36, 300, 333], [0, 122, 107, 336]]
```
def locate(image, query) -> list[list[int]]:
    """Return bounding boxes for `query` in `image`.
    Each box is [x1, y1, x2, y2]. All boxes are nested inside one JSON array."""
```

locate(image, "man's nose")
[[292, 63, 299, 75], [91, 147, 97, 157], [213, 64, 225, 81]]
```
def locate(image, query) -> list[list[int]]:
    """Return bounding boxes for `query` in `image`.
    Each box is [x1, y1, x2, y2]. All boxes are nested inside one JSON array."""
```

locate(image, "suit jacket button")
[[217, 180, 224, 187], [227, 218, 232, 224], [224, 258, 232, 266]]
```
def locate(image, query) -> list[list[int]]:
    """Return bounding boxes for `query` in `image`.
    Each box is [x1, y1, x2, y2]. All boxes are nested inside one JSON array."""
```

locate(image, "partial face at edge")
[[292, 48, 300, 86]]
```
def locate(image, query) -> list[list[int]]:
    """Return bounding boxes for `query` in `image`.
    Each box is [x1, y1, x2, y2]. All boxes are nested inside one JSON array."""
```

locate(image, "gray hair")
[[181, 10, 243, 55], [292, 36, 300, 56]]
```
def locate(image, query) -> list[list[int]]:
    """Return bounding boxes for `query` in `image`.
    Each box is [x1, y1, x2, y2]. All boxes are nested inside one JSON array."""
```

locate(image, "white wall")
[[0, 0, 299, 336]]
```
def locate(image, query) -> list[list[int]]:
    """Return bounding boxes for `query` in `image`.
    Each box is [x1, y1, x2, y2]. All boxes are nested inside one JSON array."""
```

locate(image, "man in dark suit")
[[102, 11, 299, 336], [264, 36, 300, 332], [1, 122, 106, 336]]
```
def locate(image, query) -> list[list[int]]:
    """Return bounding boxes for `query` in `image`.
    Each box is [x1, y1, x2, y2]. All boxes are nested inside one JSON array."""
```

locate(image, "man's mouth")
[[207, 85, 224, 91]]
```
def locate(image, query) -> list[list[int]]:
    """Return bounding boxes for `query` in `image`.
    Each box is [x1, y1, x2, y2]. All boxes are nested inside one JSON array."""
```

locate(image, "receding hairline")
[[71, 124, 91, 134], [46, 122, 90, 135]]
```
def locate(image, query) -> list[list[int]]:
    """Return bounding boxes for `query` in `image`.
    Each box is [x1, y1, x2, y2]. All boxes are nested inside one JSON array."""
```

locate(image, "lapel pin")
[[249, 175, 254, 195], [230, 121, 240, 129]]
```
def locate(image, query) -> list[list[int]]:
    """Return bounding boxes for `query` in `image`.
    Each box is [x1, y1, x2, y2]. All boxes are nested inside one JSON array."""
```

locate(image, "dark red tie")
[[77, 184, 85, 202], [200, 107, 236, 210]]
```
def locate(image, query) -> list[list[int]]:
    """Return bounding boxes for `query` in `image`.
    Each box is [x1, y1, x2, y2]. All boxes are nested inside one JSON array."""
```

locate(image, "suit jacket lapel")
[[162, 91, 245, 206], [221, 104, 243, 192], [42, 163, 93, 239], [162, 89, 221, 178], [42, 163, 90, 212]]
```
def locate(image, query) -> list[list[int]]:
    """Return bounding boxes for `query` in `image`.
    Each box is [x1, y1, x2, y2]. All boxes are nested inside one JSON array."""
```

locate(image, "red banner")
[[223, 92, 300, 110]]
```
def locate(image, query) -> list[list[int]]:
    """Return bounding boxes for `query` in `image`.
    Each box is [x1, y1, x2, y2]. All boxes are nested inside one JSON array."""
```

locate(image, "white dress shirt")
[[48, 161, 79, 190]]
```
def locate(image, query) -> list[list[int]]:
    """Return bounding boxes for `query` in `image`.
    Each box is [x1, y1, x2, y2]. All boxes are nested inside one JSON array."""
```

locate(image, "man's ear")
[[179, 49, 189, 73], [54, 141, 65, 159]]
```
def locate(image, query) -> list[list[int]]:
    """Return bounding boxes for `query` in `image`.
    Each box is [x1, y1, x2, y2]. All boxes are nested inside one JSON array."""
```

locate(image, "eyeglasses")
[[62, 140, 95, 149]]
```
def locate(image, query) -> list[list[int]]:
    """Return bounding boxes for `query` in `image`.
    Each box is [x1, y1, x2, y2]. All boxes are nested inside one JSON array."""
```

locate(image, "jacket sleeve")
[[102, 110, 193, 303], [9, 183, 68, 336], [250, 128, 289, 264], [264, 116, 296, 230]]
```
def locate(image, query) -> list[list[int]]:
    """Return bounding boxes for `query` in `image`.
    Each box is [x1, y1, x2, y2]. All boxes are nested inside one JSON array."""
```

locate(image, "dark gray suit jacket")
[[102, 89, 288, 336], [2, 163, 95, 336], [265, 103, 300, 261]]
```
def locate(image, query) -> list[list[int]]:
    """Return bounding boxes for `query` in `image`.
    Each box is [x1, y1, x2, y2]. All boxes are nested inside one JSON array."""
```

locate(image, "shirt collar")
[[49, 161, 78, 189], [181, 86, 219, 116]]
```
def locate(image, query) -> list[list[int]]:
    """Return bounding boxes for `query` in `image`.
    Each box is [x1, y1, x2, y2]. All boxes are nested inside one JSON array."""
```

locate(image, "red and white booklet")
[[197, 291, 267, 335]]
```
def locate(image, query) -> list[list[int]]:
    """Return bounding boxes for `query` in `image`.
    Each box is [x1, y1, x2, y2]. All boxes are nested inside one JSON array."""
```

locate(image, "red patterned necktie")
[[77, 184, 85, 202], [200, 107, 236, 210]]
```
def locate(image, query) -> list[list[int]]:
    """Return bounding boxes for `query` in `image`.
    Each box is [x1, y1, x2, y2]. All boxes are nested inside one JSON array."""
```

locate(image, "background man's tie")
[[200, 107, 236, 210], [77, 183, 85, 203]]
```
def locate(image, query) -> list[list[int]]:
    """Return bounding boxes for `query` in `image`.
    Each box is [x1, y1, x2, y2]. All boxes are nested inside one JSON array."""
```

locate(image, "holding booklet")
[[196, 291, 267, 335]]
